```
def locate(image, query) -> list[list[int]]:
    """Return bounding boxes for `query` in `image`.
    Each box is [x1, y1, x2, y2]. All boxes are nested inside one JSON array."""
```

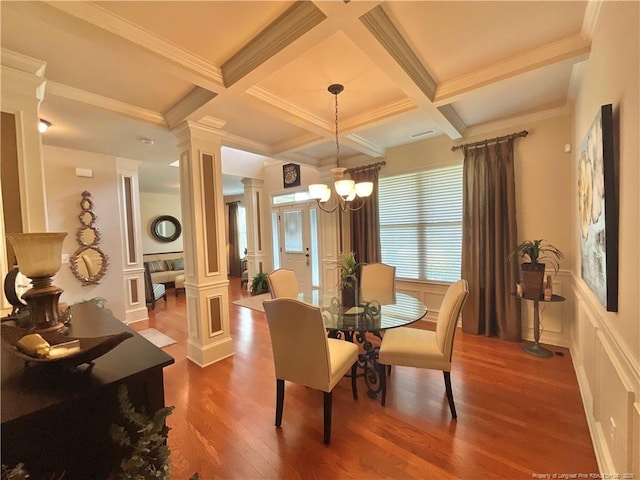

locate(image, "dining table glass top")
[[296, 288, 428, 333]]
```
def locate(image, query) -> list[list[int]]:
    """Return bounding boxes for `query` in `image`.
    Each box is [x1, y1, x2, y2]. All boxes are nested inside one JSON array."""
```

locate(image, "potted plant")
[[250, 272, 269, 295], [508, 239, 563, 299], [338, 252, 360, 308]]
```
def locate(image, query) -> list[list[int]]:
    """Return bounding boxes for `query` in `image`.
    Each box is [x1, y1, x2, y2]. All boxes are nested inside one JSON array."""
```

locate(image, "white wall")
[[140, 191, 183, 254], [43, 145, 127, 320], [570, 1, 639, 475]]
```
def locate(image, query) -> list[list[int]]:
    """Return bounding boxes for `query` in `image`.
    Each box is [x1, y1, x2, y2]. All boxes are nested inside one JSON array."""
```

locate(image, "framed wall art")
[[283, 163, 301, 188], [577, 103, 618, 312]]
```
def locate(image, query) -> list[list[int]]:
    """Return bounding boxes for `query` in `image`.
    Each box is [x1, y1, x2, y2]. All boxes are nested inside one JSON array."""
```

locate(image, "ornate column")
[[241, 178, 267, 289], [172, 119, 233, 366], [1, 50, 49, 316]]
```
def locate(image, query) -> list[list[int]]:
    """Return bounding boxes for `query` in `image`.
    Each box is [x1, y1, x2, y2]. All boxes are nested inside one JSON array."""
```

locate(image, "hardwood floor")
[[132, 278, 598, 479]]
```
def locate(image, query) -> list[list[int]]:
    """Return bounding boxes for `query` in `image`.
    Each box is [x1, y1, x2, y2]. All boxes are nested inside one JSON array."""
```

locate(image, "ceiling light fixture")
[[39, 119, 51, 133], [308, 84, 373, 213], [139, 137, 155, 145]]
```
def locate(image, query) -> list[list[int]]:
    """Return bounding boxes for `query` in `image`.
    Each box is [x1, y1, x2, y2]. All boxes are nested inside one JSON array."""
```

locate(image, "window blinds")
[[379, 164, 463, 282]]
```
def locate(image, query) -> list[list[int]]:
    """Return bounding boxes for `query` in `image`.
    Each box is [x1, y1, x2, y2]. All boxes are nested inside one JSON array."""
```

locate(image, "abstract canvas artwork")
[[577, 104, 618, 312]]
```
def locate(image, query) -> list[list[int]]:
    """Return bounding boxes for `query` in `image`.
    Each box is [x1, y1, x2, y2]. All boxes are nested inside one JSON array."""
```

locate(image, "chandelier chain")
[[334, 90, 340, 167]]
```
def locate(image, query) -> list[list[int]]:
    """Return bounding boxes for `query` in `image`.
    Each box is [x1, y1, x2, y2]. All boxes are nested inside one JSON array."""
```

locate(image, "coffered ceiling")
[[1, 1, 591, 194]]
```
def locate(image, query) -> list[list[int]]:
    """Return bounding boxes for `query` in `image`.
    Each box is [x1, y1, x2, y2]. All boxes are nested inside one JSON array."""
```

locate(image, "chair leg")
[[351, 362, 358, 400], [379, 362, 387, 406], [443, 371, 457, 419], [387, 365, 392, 376], [323, 391, 332, 445], [275, 379, 284, 427]]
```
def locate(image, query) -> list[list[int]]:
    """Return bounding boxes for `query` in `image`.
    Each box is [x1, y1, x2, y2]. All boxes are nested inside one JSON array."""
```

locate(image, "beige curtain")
[[461, 140, 521, 340], [228, 202, 242, 277], [349, 168, 381, 265]]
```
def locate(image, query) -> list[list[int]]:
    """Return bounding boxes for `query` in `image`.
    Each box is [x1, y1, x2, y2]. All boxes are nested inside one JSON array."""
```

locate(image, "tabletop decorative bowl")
[[1, 324, 133, 368]]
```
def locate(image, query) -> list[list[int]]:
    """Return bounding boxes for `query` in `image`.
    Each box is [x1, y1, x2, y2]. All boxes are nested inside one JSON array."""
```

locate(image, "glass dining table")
[[296, 288, 428, 398]]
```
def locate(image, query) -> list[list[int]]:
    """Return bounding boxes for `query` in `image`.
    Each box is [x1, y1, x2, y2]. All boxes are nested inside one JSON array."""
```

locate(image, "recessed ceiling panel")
[[356, 109, 440, 148], [452, 61, 574, 126], [296, 140, 361, 163], [94, 1, 293, 65], [259, 31, 407, 121], [40, 96, 178, 165], [388, 1, 586, 81], [206, 97, 308, 146], [2, 2, 192, 112]]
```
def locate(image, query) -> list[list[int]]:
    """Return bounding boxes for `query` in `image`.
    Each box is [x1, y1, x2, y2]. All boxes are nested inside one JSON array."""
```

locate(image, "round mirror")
[[77, 226, 99, 246], [151, 215, 182, 242], [79, 210, 96, 227]]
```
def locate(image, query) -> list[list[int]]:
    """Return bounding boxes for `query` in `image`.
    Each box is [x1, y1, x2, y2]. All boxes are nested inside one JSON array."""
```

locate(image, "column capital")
[[241, 177, 264, 189], [171, 116, 226, 145]]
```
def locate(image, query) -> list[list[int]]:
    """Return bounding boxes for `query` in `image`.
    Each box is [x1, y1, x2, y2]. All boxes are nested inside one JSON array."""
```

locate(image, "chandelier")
[[308, 84, 373, 213]]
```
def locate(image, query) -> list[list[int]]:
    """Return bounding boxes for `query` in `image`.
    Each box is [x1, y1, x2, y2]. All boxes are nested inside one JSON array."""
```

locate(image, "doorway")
[[271, 201, 320, 292]]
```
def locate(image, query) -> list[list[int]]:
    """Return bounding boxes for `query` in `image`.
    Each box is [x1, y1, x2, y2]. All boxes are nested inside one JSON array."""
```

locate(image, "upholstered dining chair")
[[360, 263, 396, 292], [263, 298, 359, 444], [267, 268, 300, 298], [378, 279, 469, 418]]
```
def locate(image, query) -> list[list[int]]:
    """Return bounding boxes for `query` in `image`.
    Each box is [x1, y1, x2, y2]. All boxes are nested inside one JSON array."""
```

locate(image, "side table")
[[514, 293, 565, 358]]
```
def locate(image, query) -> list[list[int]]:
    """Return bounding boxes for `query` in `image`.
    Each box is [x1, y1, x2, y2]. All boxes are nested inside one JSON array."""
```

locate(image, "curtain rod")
[[451, 130, 528, 152], [345, 160, 386, 174]]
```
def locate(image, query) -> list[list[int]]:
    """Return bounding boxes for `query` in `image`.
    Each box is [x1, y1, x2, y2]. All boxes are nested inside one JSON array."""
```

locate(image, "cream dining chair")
[[267, 268, 300, 298], [263, 298, 359, 444], [378, 279, 469, 418], [360, 262, 396, 292]]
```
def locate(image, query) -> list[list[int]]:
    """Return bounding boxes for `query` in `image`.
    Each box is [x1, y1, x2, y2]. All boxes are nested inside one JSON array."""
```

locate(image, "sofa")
[[143, 252, 184, 285]]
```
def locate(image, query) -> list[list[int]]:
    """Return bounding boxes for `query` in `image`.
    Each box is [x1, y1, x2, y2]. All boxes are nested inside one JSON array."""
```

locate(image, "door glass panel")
[[283, 210, 303, 253], [272, 212, 280, 269], [310, 208, 319, 287]]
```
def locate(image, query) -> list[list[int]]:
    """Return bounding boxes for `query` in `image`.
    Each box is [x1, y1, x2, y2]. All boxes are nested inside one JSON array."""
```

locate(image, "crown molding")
[[223, 132, 271, 157], [434, 34, 590, 104], [271, 132, 325, 156], [1, 48, 46, 76], [247, 85, 329, 130], [46, 81, 166, 126], [360, 6, 437, 101], [45, 1, 224, 88], [343, 134, 385, 158], [581, 0, 603, 41], [221, 1, 326, 87], [342, 97, 416, 132]]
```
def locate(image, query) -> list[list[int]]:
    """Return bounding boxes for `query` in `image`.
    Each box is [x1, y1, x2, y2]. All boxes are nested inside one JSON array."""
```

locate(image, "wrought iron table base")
[[329, 330, 383, 399]]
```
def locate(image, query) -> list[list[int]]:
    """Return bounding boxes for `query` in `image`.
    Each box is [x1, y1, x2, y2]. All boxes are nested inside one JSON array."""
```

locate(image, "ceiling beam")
[[221, 2, 326, 87], [359, 5, 437, 101], [165, 87, 218, 130]]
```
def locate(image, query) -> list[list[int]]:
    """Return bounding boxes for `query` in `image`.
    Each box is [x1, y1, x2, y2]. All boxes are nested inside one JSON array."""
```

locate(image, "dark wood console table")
[[1, 302, 174, 479]]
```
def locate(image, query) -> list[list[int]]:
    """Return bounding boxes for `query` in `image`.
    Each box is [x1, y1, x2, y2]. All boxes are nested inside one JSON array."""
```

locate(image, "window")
[[379, 164, 463, 282]]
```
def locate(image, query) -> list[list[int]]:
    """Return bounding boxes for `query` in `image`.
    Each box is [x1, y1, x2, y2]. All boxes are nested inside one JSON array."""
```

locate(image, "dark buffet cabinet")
[[1, 302, 174, 479]]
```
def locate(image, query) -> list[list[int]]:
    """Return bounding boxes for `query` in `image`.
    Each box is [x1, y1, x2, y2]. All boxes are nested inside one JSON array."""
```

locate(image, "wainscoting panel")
[[571, 275, 639, 476]]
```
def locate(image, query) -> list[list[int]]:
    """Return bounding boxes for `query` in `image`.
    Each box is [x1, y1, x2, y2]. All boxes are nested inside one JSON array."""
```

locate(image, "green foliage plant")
[[507, 239, 564, 273], [110, 384, 175, 480], [338, 251, 360, 289], [250, 272, 269, 295]]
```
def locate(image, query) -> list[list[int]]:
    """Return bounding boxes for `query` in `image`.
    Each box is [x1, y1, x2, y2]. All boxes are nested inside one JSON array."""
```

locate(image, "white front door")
[[273, 202, 319, 293]]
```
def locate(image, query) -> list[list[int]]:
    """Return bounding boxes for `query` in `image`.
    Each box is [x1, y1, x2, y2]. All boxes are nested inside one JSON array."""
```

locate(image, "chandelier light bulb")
[[355, 182, 374, 198], [335, 179, 355, 197], [39, 119, 51, 133]]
